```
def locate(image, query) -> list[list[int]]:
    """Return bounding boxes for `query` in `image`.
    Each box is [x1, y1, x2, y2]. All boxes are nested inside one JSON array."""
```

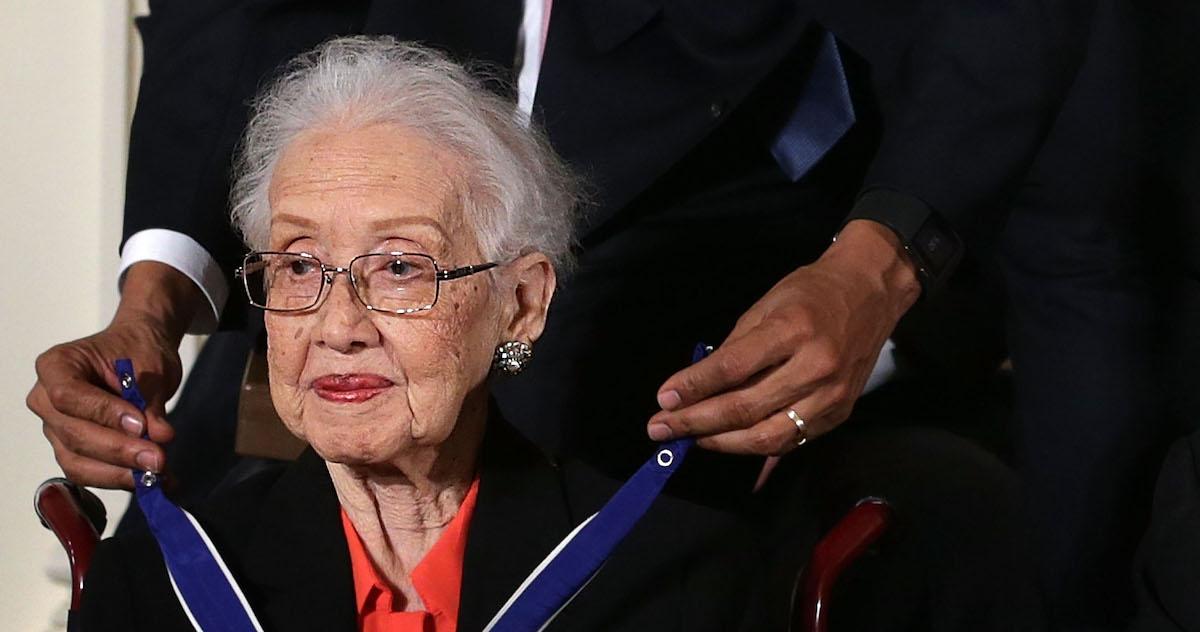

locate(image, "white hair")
[[230, 36, 580, 270]]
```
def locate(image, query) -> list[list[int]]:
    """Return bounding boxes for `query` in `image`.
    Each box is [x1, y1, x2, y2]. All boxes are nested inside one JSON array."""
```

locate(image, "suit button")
[[709, 101, 725, 119]]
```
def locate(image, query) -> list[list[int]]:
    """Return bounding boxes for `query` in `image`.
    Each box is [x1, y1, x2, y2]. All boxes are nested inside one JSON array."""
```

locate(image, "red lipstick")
[[311, 374, 394, 403]]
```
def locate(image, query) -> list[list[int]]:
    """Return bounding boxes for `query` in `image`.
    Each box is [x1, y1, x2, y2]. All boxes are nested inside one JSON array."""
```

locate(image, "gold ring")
[[786, 409, 808, 447]]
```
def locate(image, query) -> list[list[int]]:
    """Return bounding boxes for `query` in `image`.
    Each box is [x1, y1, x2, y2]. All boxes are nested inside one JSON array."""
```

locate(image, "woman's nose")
[[316, 274, 380, 353]]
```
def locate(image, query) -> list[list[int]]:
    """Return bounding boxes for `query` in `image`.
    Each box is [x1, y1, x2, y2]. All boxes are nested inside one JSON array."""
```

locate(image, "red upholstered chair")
[[35, 478, 106, 632]]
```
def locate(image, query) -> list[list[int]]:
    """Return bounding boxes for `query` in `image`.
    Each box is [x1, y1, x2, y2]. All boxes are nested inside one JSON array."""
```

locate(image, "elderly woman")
[[80, 37, 764, 631]]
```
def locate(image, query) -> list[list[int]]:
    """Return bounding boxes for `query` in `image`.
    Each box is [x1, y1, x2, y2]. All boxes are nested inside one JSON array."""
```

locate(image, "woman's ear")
[[501, 252, 556, 345]]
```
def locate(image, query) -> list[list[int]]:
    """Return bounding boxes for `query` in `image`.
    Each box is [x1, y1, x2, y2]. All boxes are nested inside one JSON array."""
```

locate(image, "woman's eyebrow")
[[274, 214, 448, 238], [274, 213, 320, 230], [369, 216, 450, 241]]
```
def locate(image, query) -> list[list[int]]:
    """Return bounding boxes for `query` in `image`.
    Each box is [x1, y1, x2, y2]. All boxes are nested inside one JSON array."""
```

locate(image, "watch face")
[[914, 221, 959, 277]]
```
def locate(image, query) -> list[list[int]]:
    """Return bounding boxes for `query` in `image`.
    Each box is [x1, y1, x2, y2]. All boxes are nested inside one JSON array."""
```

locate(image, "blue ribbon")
[[116, 341, 715, 631], [116, 359, 263, 632], [484, 344, 712, 631]]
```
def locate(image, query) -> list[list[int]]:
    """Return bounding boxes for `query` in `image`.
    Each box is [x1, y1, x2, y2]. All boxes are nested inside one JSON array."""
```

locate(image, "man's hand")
[[26, 262, 204, 489], [647, 220, 921, 458]]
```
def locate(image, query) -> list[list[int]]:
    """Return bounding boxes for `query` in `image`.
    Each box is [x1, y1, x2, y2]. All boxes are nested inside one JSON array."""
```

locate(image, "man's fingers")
[[39, 377, 148, 436], [144, 411, 176, 444], [28, 322, 184, 490], [655, 326, 792, 411], [45, 431, 137, 490], [692, 390, 845, 456], [753, 456, 781, 493], [31, 380, 164, 472], [44, 415, 164, 473], [694, 410, 810, 456], [648, 364, 812, 439]]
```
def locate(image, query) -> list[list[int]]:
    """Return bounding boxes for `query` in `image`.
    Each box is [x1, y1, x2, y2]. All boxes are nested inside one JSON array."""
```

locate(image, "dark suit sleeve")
[[124, 2, 368, 329], [1131, 433, 1200, 631], [122, 0, 256, 281], [810, 0, 1097, 260]]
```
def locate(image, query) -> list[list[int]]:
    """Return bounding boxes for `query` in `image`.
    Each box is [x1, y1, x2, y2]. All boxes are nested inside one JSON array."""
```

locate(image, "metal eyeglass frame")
[[234, 251, 498, 315]]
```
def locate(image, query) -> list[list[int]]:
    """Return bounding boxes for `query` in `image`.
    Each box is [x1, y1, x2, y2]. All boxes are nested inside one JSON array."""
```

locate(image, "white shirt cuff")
[[118, 229, 228, 334], [863, 338, 897, 394]]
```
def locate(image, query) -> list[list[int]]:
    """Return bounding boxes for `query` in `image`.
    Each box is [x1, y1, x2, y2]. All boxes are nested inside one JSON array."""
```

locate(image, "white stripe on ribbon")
[[483, 512, 599, 631], [181, 509, 265, 632]]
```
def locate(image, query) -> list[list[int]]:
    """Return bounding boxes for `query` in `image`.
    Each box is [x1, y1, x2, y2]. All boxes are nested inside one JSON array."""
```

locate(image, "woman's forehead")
[[272, 125, 460, 204], [268, 124, 471, 245]]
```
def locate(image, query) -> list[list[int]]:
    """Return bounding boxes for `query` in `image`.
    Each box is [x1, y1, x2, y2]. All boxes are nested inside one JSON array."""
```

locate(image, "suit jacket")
[[125, 0, 1093, 315], [83, 419, 768, 631], [119, 0, 1094, 493]]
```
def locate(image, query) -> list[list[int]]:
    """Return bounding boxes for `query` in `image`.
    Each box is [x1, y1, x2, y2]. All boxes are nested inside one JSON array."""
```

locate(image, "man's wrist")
[[118, 229, 229, 334], [112, 261, 206, 345], [843, 190, 963, 295], [822, 219, 921, 319]]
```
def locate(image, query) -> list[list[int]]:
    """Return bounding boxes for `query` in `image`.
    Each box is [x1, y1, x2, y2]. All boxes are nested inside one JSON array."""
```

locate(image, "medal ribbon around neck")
[[483, 343, 712, 632], [116, 358, 264, 632]]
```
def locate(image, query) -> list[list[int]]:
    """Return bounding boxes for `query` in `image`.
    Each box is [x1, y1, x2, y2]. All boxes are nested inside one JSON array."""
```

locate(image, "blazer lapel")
[[457, 421, 578, 631], [241, 450, 357, 632], [230, 421, 582, 631]]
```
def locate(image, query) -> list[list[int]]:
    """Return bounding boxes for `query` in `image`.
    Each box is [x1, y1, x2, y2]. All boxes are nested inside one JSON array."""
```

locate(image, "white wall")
[[0, 2, 161, 629]]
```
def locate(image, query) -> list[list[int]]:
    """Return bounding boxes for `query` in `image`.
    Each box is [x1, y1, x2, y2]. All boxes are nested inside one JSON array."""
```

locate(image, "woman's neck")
[[328, 406, 484, 607]]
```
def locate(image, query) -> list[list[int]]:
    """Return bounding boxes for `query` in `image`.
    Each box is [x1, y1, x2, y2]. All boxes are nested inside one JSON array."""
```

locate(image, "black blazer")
[[82, 420, 768, 631]]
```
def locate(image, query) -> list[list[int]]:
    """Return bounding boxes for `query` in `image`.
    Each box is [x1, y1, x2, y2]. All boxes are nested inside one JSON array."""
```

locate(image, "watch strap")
[[844, 189, 964, 296]]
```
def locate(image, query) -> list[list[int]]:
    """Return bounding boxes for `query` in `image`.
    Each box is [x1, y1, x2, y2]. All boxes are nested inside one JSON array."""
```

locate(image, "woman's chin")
[[294, 406, 460, 468], [304, 423, 407, 466], [311, 441, 393, 467]]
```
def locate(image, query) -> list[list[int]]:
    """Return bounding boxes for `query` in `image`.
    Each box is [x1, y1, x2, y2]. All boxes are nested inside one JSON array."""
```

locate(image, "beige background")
[[0, 2, 203, 629]]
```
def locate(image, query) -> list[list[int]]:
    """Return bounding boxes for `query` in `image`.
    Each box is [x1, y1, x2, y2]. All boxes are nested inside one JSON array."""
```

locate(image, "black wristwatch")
[[843, 189, 964, 297]]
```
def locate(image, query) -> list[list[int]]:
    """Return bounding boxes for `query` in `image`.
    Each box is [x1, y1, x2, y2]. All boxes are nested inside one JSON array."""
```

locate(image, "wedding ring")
[[785, 409, 809, 447]]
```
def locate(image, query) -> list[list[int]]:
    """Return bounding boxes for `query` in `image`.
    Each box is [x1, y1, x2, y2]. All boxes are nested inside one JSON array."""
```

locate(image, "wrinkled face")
[[264, 123, 503, 467]]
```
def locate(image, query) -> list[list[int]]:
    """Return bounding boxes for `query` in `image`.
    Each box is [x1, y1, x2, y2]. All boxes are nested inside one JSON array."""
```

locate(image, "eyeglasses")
[[235, 251, 498, 314]]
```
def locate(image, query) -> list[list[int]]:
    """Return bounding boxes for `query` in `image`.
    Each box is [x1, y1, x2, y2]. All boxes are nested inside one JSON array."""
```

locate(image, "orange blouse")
[[339, 479, 480, 632]]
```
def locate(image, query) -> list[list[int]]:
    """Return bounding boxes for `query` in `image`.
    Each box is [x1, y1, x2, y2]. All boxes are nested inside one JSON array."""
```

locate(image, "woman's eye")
[[289, 259, 317, 276], [387, 260, 412, 277]]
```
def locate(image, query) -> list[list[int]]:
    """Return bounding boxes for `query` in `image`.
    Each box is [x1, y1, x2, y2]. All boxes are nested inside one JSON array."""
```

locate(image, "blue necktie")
[[770, 30, 856, 181]]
